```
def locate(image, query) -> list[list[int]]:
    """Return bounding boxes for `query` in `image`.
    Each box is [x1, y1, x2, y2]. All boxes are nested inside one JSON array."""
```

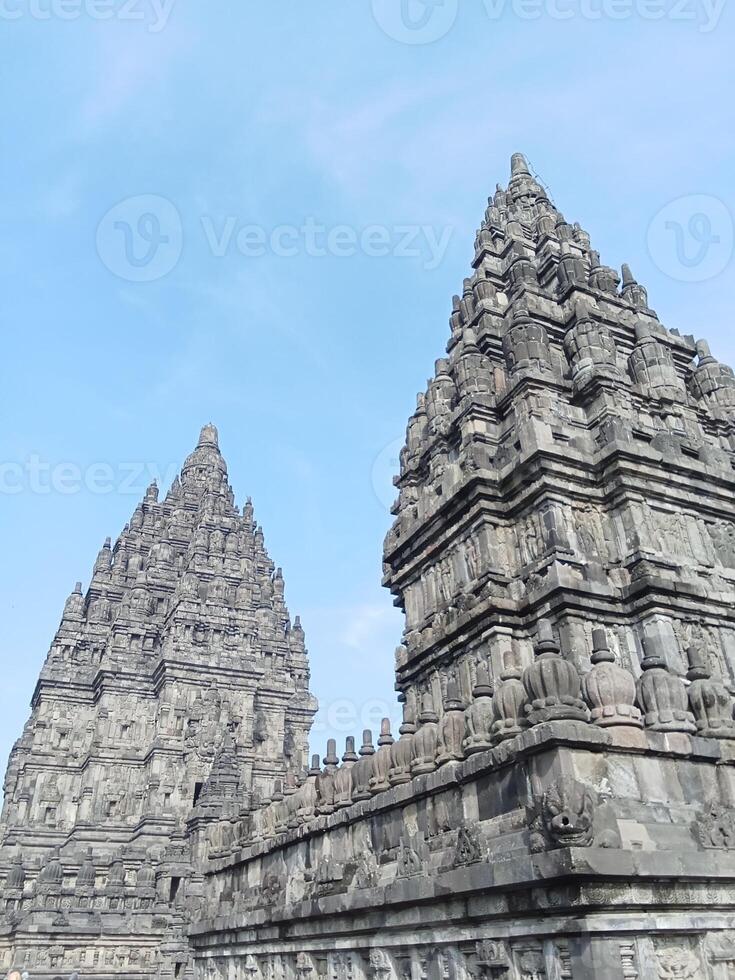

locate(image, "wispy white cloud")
[[78, 25, 192, 128]]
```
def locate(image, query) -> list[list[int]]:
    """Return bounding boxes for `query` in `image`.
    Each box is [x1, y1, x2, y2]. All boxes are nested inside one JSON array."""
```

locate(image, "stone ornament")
[[686, 645, 735, 738], [388, 705, 417, 786], [369, 949, 394, 980], [530, 779, 597, 851], [411, 694, 440, 776], [492, 648, 529, 742], [582, 628, 642, 728], [368, 720, 395, 795], [656, 947, 701, 979], [476, 940, 511, 976], [636, 641, 696, 734], [463, 659, 495, 755], [523, 621, 589, 725], [351, 730, 376, 802], [333, 738, 358, 809], [436, 675, 466, 766], [693, 804, 735, 849], [454, 826, 483, 867]]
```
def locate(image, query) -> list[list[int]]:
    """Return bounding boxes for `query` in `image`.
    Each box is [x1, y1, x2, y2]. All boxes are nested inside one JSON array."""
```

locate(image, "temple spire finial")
[[510, 152, 531, 177], [198, 423, 219, 449]]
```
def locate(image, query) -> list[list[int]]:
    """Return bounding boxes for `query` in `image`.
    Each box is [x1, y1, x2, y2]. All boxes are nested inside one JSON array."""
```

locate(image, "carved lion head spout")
[[541, 780, 596, 848]]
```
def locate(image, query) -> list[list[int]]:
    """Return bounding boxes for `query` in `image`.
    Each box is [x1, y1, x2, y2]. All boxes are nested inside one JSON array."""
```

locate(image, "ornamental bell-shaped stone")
[[582, 628, 642, 729], [686, 646, 735, 739], [492, 646, 529, 742], [436, 675, 466, 766], [463, 659, 495, 755], [411, 693, 440, 776], [388, 703, 417, 787], [636, 639, 696, 734], [369, 719, 395, 796], [333, 737, 358, 809], [351, 730, 376, 802], [522, 620, 589, 726]]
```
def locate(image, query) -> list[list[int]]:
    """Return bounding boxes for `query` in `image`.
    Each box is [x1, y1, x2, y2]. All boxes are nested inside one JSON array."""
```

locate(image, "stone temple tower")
[[188, 156, 735, 980], [383, 151, 735, 720], [0, 425, 317, 978]]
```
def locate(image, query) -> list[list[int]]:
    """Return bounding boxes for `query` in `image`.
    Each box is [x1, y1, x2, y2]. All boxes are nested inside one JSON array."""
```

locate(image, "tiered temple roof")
[[0, 425, 316, 979]]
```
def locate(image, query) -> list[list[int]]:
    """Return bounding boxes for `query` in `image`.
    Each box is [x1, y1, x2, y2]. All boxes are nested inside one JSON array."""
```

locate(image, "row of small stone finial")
[[246, 622, 734, 842]]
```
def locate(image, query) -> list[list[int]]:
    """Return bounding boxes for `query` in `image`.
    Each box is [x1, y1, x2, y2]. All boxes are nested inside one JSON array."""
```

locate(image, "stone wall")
[[191, 719, 735, 980]]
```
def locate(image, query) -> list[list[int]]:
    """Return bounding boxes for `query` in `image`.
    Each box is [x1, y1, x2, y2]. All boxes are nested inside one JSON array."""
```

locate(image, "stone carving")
[[368, 949, 395, 979], [261, 870, 285, 907], [523, 620, 589, 725], [333, 738, 359, 809], [636, 639, 696, 734], [244, 954, 261, 979], [369, 720, 395, 795], [563, 304, 620, 392], [353, 848, 379, 890], [503, 309, 553, 377], [454, 826, 483, 867], [295, 952, 316, 978], [436, 675, 466, 766], [530, 779, 596, 851], [411, 693, 440, 776], [693, 804, 735, 848], [686, 645, 735, 738], [517, 950, 547, 980], [492, 647, 529, 742], [352, 730, 376, 802], [316, 740, 340, 815], [656, 947, 701, 979], [628, 322, 686, 400], [396, 834, 425, 879], [582, 628, 642, 728], [388, 704, 417, 786], [476, 941, 511, 976], [463, 659, 495, 754]]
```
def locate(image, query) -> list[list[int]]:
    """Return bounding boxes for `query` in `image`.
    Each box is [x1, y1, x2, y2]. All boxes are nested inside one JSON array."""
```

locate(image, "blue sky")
[[1, 0, 733, 768]]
